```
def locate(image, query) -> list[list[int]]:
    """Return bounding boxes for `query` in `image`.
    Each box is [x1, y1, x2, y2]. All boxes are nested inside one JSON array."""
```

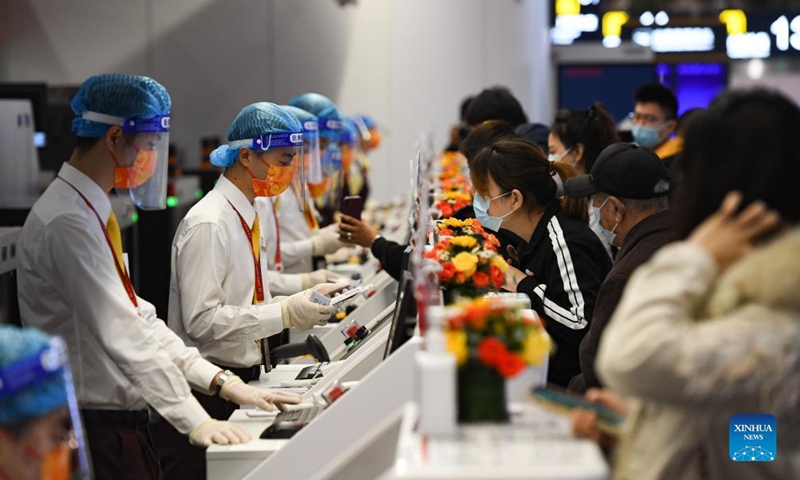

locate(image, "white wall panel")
[[0, 0, 551, 201]]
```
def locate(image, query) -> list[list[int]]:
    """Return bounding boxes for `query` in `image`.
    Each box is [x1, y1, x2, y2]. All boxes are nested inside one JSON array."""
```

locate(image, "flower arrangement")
[[425, 233, 508, 302], [437, 218, 499, 246], [441, 298, 551, 423], [435, 191, 472, 219], [440, 175, 472, 195], [444, 298, 550, 378]]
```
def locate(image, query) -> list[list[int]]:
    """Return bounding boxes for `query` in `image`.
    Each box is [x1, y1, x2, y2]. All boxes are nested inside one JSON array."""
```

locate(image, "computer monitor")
[[383, 271, 417, 359], [0, 83, 48, 147]]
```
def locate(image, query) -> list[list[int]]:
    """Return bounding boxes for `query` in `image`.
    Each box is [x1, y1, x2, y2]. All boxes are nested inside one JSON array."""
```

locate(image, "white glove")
[[301, 269, 345, 289], [220, 376, 302, 412], [311, 224, 345, 256], [188, 419, 251, 447], [325, 246, 360, 264], [281, 288, 335, 330], [313, 280, 354, 297]]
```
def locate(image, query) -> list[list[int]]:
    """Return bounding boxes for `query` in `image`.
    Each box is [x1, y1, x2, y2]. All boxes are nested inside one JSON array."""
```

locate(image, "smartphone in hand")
[[340, 196, 363, 221], [532, 387, 625, 434]]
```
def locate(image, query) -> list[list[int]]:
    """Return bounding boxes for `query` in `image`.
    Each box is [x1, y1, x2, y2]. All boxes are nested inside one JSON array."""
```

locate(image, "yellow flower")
[[443, 191, 471, 201], [490, 254, 509, 273], [445, 330, 469, 366], [452, 252, 478, 277], [450, 236, 478, 249], [523, 330, 551, 366], [439, 218, 466, 229]]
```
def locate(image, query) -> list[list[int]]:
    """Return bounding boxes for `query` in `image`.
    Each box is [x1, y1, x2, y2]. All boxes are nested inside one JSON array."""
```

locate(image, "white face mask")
[[592, 197, 620, 245], [473, 191, 514, 232], [547, 148, 571, 163]]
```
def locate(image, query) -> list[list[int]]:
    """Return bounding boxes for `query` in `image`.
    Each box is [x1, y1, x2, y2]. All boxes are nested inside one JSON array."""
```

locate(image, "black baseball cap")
[[564, 142, 670, 199]]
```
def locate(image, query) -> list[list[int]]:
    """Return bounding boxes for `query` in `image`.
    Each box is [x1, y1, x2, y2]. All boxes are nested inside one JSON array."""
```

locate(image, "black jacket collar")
[[517, 201, 562, 264]]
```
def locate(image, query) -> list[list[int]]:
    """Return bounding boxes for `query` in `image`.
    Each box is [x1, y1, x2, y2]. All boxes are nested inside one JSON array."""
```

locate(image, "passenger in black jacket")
[[470, 138, 611, 387], [562, 143, 673, 393]]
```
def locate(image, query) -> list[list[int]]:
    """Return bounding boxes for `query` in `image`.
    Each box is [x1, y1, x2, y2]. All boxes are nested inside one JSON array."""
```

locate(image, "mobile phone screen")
[[341, 196, 363, 220]]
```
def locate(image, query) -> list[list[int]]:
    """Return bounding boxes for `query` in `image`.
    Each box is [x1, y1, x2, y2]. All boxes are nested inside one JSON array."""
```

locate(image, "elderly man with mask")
[[563, 143, 673, 392]]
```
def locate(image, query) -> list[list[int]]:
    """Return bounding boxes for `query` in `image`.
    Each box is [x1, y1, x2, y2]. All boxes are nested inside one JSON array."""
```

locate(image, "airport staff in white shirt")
[[16, 74, 297, 480], [165, 102, 343, 478], [256, 106, 345, 296]]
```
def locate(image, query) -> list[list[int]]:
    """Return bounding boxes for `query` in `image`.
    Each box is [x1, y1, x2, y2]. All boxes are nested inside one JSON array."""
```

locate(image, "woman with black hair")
[[595, 89, 800, 480], [549, 103, 620, 257], [548, 102, 619, 175], [470, 138, 611, 387]]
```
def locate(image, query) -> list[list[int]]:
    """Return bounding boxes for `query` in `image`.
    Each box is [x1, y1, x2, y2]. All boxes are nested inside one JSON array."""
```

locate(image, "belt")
[[81, 407, 158, 428], [215, 363, 261, 383]]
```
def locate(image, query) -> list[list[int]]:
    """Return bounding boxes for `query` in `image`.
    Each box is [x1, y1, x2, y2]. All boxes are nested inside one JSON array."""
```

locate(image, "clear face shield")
[[292, 120, 321, 210], [309, 118, 343, 199], [339, 121, 361, 172], [303, 120, 322, 186], [229, 132, 304, 199], [0, 337, 92, 480], [355, 116, 381, 151], [79, 111, 170, 211], [117, 115, 170, 211]]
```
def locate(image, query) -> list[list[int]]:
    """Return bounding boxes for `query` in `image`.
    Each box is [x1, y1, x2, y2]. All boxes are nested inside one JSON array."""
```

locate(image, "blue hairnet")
[[0, 326, 68, 425], [210, 102, 303, 168], [355, 114, 377, 130], [340, 118, 359, 143], [281, 105, 318, 125], [287, 93, 341, 120], [71, 74, 171, 138]]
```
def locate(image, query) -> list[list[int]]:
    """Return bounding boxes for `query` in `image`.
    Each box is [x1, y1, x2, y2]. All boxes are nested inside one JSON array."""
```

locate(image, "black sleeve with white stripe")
[[517, 234, 608, 350]]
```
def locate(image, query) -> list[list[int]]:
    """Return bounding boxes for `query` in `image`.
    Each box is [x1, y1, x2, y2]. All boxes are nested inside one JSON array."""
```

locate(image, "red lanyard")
[[227, 202, 265, 304], [271, 199, 283, 272], [58, 177, 139, 310]]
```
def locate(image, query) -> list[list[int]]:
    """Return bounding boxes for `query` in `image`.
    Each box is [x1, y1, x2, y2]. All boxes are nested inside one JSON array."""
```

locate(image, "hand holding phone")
[[340, 196, 363, 221], [532, 387, 626, 435]]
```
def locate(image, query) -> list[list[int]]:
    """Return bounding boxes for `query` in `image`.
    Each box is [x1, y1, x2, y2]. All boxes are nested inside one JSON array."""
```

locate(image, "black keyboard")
[[259, 405, 324, 439]]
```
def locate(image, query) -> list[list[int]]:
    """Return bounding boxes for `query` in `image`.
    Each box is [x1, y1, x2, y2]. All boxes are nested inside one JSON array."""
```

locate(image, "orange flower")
[[440, 262, 456, 282], [477, 337, 507, 367], [439, 228, 454, 236], [473, 271, 490, 289], [467, 313, 487, 331], [489, 265, 505, 289], [439, 202, 454, 218], [455, 272, 467, 284], [497, 352, 526, 378], [447, 315, 465, 329]]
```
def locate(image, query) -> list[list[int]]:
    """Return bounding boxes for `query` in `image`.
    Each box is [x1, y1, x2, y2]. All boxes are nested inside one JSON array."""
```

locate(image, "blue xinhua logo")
[[729, 414, 776, 462]]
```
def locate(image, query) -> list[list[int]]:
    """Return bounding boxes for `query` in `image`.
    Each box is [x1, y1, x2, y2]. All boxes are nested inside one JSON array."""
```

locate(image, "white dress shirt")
[[257, 188, 319, 275], [169, 175, 285, 368], [17, 163, 216, 434], [254, 196, 307, 296]]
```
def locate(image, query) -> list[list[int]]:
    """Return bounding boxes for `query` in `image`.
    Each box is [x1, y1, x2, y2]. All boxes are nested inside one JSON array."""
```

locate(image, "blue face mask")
[[473, 192, 513, 232], [591, 197, 620, 245], [631, 124, 663, 148]]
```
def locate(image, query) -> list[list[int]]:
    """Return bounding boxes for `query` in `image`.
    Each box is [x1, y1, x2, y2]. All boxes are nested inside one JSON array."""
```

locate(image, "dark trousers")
[[154, 366, 260, 480], [84, 414, 160, 480]]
